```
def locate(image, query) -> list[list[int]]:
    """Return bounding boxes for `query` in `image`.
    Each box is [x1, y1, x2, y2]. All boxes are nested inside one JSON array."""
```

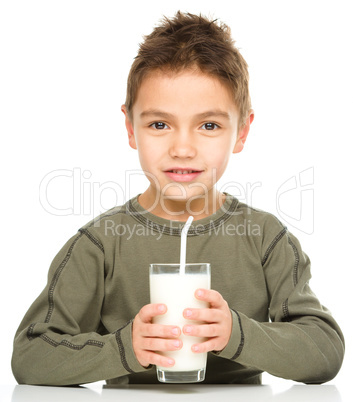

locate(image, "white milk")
[[150, 273, 210, 372]]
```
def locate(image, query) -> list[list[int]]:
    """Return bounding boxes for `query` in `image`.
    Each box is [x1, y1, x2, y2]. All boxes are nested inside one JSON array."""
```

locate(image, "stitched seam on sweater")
[[287, 236, 300, 286], [79, 228, 104, 253], [88, 207, 128, 228], [126, 197, 239, 236], [44, 232, 84, 324], [27, 323, 36, 340], [261, 228, 288, 266], [126, 199, 237, 236], [115, 321, 134, 374], [39, 334, 104, 349], [27, 324, 104, 348], [282, 299, 292, 322], [230, 309, 245, 360]]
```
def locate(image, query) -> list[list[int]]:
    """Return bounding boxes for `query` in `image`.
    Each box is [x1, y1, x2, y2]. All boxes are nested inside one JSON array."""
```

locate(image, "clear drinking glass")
[[149, 263, 211, 383]]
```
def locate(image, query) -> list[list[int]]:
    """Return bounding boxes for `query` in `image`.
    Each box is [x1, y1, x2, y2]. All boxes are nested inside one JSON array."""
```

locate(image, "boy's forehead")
[[133, 68, 239, 119], [141, 67, 228, 91]]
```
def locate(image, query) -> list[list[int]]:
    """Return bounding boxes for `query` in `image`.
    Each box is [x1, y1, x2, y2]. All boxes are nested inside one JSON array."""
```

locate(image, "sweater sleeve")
[[214, 224, 345, 384], [11, 229, 148, 386]]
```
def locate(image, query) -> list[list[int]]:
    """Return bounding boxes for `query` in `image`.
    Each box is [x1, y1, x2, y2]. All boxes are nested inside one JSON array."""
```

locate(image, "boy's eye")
[[201, 122, 219, 130], [150, 122, 168, 130]]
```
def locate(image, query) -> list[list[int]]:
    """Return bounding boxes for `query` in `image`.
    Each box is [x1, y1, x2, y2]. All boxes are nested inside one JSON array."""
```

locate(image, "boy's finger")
[[143, 351, 175, 368], [143, 323, 181, 338], [195, 289, 224, 307], [183, 306, 223, 323], [138, 303, 167, 322], [183, 323, 218, 338], [190, 338, 219, 354], [142, 337, 183, 352]]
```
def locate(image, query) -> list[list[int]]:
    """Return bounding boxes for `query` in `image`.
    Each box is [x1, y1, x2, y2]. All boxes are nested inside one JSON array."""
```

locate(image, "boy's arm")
[[214, 226, 345, 384], [11, 230, 148, 386]]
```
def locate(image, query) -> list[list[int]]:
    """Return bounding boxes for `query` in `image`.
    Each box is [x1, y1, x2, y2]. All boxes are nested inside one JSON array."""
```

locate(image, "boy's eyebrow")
[[139, 109, 231, 121]]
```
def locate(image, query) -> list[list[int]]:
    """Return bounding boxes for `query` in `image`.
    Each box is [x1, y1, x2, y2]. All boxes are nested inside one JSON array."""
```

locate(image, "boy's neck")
[[137, 187, 226, 222]]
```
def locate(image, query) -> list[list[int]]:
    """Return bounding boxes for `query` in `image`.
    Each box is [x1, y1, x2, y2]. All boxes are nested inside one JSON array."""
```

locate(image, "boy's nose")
[[169, 133, 197, 159]]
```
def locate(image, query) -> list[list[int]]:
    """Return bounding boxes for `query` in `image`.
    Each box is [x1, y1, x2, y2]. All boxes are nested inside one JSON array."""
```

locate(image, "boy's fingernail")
[[168, 359, 174, 366], [196, 290, 204, 297], [172, 327, 179, 335], [184, 309, 192, 317], [173, 340, 181, 348], [158, 304, 166, 313], [184, 325, 192, 334], [192, 345, 199, 352]]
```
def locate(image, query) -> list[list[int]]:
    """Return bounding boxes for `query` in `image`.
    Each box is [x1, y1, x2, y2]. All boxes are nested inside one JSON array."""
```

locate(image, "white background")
[[1, 0, 352, 396]]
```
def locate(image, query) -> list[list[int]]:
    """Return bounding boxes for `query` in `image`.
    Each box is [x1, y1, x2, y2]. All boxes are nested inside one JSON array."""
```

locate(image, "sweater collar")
[[126, 193, 239, 236]]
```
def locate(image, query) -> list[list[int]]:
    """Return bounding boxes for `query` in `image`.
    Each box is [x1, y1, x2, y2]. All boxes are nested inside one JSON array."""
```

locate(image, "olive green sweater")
[[12, 194, 344, 385]]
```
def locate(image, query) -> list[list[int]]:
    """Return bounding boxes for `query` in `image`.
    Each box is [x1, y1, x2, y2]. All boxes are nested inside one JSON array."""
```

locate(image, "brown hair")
[[125, 11, 251, 126]]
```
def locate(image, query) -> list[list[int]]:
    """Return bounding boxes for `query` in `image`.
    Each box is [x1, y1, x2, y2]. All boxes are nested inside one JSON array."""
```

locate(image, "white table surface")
[[0, 383, 348, 402]]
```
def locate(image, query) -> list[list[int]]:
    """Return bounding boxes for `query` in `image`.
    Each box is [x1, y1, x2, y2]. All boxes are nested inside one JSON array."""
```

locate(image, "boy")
[[12, 11, 344, 386]]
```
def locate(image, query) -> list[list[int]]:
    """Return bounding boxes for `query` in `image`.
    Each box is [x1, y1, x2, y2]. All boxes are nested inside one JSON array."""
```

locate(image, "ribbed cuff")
[[212, 309, 244, 360], [115, 320, 153, 374]]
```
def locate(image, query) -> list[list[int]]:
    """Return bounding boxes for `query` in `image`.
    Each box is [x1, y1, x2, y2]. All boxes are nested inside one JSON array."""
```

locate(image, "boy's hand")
[[132, 304, 182, 368], [183, 289, 232, 353]]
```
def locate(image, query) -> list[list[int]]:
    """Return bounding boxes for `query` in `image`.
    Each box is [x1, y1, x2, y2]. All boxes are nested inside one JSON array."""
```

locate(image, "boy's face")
[[122, 68, 253, 215]]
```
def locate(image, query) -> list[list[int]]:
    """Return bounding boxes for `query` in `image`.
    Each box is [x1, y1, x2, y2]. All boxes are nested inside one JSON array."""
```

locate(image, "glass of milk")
[[149, 263, 211, 383]]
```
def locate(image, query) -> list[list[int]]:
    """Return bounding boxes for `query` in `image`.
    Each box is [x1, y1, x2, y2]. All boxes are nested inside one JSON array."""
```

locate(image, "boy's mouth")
[[164, 168, 203, 182], [167, 169, 200, 174]]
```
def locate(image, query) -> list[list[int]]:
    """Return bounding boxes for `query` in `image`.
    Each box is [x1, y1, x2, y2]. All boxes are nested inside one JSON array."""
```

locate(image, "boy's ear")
[[121, 105, 137, 150], [233, 110, 255, 154]]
